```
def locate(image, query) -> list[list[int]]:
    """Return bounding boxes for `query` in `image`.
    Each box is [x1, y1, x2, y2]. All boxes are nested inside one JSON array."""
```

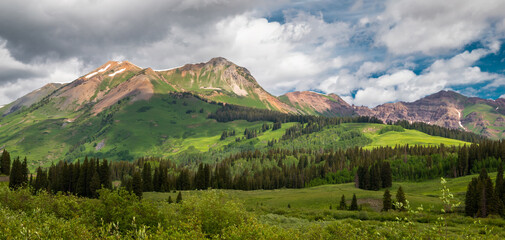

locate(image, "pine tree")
[[33, 167, 48, 193], [21, 157, 28, 184], [195, 163, 205, 190], [99, 159, 111, 189], [9, 157, 26, 190], [176, 191, 182, 203], [381, 162, 392, 188], [370, 163, 381, 190], [495, 162, 504, 203], [272, 121, 281, 131], [168, 195, 173, 204], [382, 189, 392, 211], [132, 171, 143, 198], [89, 170, 101, 198], [142, 162, 152, 192], [476, 168, 494, 217], [220, 130, 228, 140], [350, 194, 358, 211], [153, 168, 161, 192], [76, 158, 89, 197], [29, 174, 33, 187], [396, 186, 407, 211], [465, 178, 478, 217], [0, 149, 10, 175], [339, 194, 347, 210], [204, 164, 211, 189]]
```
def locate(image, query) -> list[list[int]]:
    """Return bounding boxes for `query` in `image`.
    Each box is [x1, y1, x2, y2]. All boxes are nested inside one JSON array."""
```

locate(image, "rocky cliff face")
[[356, 90, 505, 139], [156, 57, 298, 113], [280, 91, 354, 117]]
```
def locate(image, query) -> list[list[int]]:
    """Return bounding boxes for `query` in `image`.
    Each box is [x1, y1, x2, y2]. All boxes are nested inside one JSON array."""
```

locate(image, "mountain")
[[279, 91, 354, 117], [0, 57, 500, 167], [155, 57, 297, 113], [356, 90, 505, 139], [0, 83, 63, 116], [2, 57, 298, 117], [0, 57, 304, 166]]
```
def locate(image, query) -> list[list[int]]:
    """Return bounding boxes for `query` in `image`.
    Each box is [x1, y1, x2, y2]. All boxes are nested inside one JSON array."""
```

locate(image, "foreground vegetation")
[[1, 175, 505, 239]]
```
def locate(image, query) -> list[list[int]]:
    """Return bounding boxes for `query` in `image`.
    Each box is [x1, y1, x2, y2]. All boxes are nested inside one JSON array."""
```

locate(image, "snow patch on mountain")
[[109, 68, 126, 77], [155, 65, 184, 72], [98, 64, 111, 73], [85, 72, 98, 79]]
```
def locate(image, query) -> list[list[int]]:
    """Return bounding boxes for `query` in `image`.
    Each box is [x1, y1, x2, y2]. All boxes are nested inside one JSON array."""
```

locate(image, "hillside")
[[0, 58, 481, 167], [0, 91, 468, 168], [356, 91, 505, 139], [279, 91, 354, 117]]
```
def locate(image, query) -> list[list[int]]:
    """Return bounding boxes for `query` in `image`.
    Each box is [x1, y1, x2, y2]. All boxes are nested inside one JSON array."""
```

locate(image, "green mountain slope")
[[0, 92, 468, 169], [0, 58, 474, 169]]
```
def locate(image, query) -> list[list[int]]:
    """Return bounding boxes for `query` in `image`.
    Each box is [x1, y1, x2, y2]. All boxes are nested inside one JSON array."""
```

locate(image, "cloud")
[[0, 39, 83, 103], [348, 47, 503, 107], [0, 0, 272, 63], [0, 0, 504, 108], [0, 0, 358, 102], [377, 0, 505, 55], [129, 11, 354, 95]]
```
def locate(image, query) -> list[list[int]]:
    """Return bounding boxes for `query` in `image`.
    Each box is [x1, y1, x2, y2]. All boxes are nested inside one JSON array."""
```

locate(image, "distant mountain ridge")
[[1, 57, 505, 140], [355, 91, 505, 139]]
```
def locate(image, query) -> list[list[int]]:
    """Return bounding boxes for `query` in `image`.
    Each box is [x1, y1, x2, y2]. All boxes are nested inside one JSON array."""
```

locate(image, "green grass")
[[362, 124, 468, 149], [462, 103, 505, 139], [145, 172, 495, 217], [463, 104, 496, 119], [211, 94, 269, 110]]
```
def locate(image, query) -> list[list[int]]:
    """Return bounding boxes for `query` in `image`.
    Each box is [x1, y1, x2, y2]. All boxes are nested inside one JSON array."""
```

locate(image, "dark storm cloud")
[[0, 0, 275, 65], [0, 66, 38, 83]]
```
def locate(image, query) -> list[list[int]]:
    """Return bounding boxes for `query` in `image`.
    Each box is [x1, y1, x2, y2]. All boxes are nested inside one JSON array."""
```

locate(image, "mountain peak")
[[207, 57, 232, 66], [420, 90, 466, 102], [81, 60, 141, 80]]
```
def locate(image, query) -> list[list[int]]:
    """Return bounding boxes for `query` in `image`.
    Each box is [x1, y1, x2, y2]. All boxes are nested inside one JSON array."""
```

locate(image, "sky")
[[0, 0, 505, 107]]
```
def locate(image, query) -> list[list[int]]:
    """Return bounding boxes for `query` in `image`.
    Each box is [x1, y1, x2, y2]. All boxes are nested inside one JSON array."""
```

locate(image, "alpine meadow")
[[2, 0, 505, 239]]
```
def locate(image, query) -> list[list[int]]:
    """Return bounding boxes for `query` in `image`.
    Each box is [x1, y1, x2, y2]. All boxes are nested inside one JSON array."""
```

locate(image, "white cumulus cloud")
[[377, 0, 505, 55]]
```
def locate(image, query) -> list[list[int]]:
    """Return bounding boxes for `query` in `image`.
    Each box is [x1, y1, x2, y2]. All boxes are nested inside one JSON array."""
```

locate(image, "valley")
[[0, 58, 504, 239]]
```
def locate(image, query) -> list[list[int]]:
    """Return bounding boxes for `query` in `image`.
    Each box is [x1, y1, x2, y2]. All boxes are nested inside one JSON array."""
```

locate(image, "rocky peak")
[[282, 91, 354, 116], [207, 57, 232, 66], [415, 90, 467, 106]]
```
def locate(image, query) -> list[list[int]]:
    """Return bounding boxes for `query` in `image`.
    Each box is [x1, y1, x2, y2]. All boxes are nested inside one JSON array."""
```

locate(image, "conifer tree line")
[[6, 137, 505, 197], [110, 140, 505, 192], [31, 157, 112, 198], [355, 162, 392, 190], [108, 140, 505, 192], [208, 103, 481, 143], [209, 104, 382, 127], [465, 165, 505, 218]]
